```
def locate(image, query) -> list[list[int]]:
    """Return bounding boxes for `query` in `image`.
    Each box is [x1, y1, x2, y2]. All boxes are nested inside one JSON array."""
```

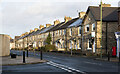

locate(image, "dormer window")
[[85, 25, 89, 32]]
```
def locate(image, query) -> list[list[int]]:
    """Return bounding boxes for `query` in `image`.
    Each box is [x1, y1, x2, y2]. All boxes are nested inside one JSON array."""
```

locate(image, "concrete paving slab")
[[0, 56, 47, 66]]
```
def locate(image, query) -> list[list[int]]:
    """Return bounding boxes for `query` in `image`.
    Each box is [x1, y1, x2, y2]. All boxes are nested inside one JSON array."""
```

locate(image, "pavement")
[[1, 56, 47, 66]]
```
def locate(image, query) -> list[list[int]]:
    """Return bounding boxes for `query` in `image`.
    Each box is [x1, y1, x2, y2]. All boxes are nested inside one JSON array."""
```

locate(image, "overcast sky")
[[0, 0, 119, 39]]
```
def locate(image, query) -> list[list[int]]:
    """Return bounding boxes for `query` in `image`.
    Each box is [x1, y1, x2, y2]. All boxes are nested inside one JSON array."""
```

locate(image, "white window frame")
[[92, 23, 95, 31], [78, 39, 81, 49], [58, 30, 59, 35], [69, 40, 73, 49], [69, 28, 72, 36], [60, 30, 62, 35], [64, 30, 66, 35], [62, 42, 64, 48], [78, 26, 81, 36]]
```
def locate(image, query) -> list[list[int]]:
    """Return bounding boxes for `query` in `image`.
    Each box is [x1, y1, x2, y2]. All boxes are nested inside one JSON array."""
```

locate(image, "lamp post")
[[100, 0, 103, 58]]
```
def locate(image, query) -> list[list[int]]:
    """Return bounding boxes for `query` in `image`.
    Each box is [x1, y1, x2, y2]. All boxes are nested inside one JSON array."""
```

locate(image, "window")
[[55, 31, 57, 36], [92, 23, 95, 31], [62, 42, 64, 48], [78, 26, 81, 36], [85, 25, 89, 32], [60, 30, 62, 35], [56, 42, 58, 47], [88, 39, 92, 49], [70, 28, 72, 36], [78, 39, 81, 49], [57, 30, 60, 35], [64, 30, 66, 35]]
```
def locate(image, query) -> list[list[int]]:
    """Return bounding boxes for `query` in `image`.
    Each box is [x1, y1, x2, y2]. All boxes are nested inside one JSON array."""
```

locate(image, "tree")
[[45, 32, 52, 45]]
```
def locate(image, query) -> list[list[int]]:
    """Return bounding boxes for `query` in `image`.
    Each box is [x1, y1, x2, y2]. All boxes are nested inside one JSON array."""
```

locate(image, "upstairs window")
[[85, 25, 89, 32], [60, 30, 62, 35], [55, 31, 57, 36], [92, 23, 95, 31], [57, 30, 59, 35], [69, 28, 72, 36], [78, 39, 81, 49], [78, 26, 81, 36], [64, 30, 66, 35]]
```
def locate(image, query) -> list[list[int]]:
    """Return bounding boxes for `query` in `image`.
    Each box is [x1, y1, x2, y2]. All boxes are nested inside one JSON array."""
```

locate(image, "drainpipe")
[[106, 22, 108, 54], [65, 29, 68, 51], [100, 0, 103, 58], [53, 31, 54, 45]]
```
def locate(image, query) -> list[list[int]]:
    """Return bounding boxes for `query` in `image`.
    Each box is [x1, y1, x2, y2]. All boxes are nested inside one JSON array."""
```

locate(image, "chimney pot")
[[64, 16, 72, 22], [46, 24, 51, 27], [54, 20, 60, 25], [79, 12, 86, 19], [99, 3, 111, 7], [39, 25, 44, 29], [34, 28, 38, 31]]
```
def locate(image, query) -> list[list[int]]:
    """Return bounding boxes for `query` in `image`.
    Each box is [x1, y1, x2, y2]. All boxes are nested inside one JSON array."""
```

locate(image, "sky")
[[0, 0, 119, 39]]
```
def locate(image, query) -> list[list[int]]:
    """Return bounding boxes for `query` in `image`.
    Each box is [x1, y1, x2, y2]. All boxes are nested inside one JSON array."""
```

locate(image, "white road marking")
[[47, 61, 86, 74], [84, 61, 102, 66]]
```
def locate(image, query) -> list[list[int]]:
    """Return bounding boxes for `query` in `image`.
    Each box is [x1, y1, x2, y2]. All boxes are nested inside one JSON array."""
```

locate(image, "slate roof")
[[46, 22, 65, 32], [18, 34, 28, 40], [32, 27, 46, 36], [84, 6, 118, 22], [15, 36, 20, 40], [68, 19, 82, 28], [57, 17, 79, 30], [38, 25, 54, 34]]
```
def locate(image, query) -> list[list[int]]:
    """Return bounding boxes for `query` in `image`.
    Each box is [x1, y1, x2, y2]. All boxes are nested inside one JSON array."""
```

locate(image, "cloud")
[[1, 0, 119, 38]]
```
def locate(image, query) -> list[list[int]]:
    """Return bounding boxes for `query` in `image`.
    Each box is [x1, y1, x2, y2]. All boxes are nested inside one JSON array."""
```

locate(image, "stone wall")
[[0, 34, 10, 56]]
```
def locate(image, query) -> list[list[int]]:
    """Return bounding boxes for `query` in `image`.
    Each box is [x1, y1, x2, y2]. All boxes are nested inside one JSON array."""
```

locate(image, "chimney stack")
[[30, 29, 34, 33], [39, 25, 44, 30], [99, 3, 111, 7], [79, 12, 86, 19], [46, 24, 51, 28], [21, 33, 25, 37], [54, 20, 60, 25], [34, 28, 38, 31], [25, 32, 29, 35], [64, 16, 72, 22]]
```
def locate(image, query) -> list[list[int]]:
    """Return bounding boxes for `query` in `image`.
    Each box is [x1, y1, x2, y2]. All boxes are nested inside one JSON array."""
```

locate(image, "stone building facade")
[[0, 34, 10, 56], [82, 6, 118, 55], [15, 4, 118, 56]]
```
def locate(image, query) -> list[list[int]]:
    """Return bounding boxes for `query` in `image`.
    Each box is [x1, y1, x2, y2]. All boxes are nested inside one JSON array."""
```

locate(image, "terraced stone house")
[[82, 4, 118, 55]]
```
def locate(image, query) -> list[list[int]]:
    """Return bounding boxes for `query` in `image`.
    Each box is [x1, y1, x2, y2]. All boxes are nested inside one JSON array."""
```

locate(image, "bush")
[[24, 47, 28, 50], [45, 44, 57, 51], [36, 45, 57, 52], [40, 46, 46, 51]]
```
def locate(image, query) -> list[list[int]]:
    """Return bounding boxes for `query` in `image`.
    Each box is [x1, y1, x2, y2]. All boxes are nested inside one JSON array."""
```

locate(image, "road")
[[2, 50, 119, 74]]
